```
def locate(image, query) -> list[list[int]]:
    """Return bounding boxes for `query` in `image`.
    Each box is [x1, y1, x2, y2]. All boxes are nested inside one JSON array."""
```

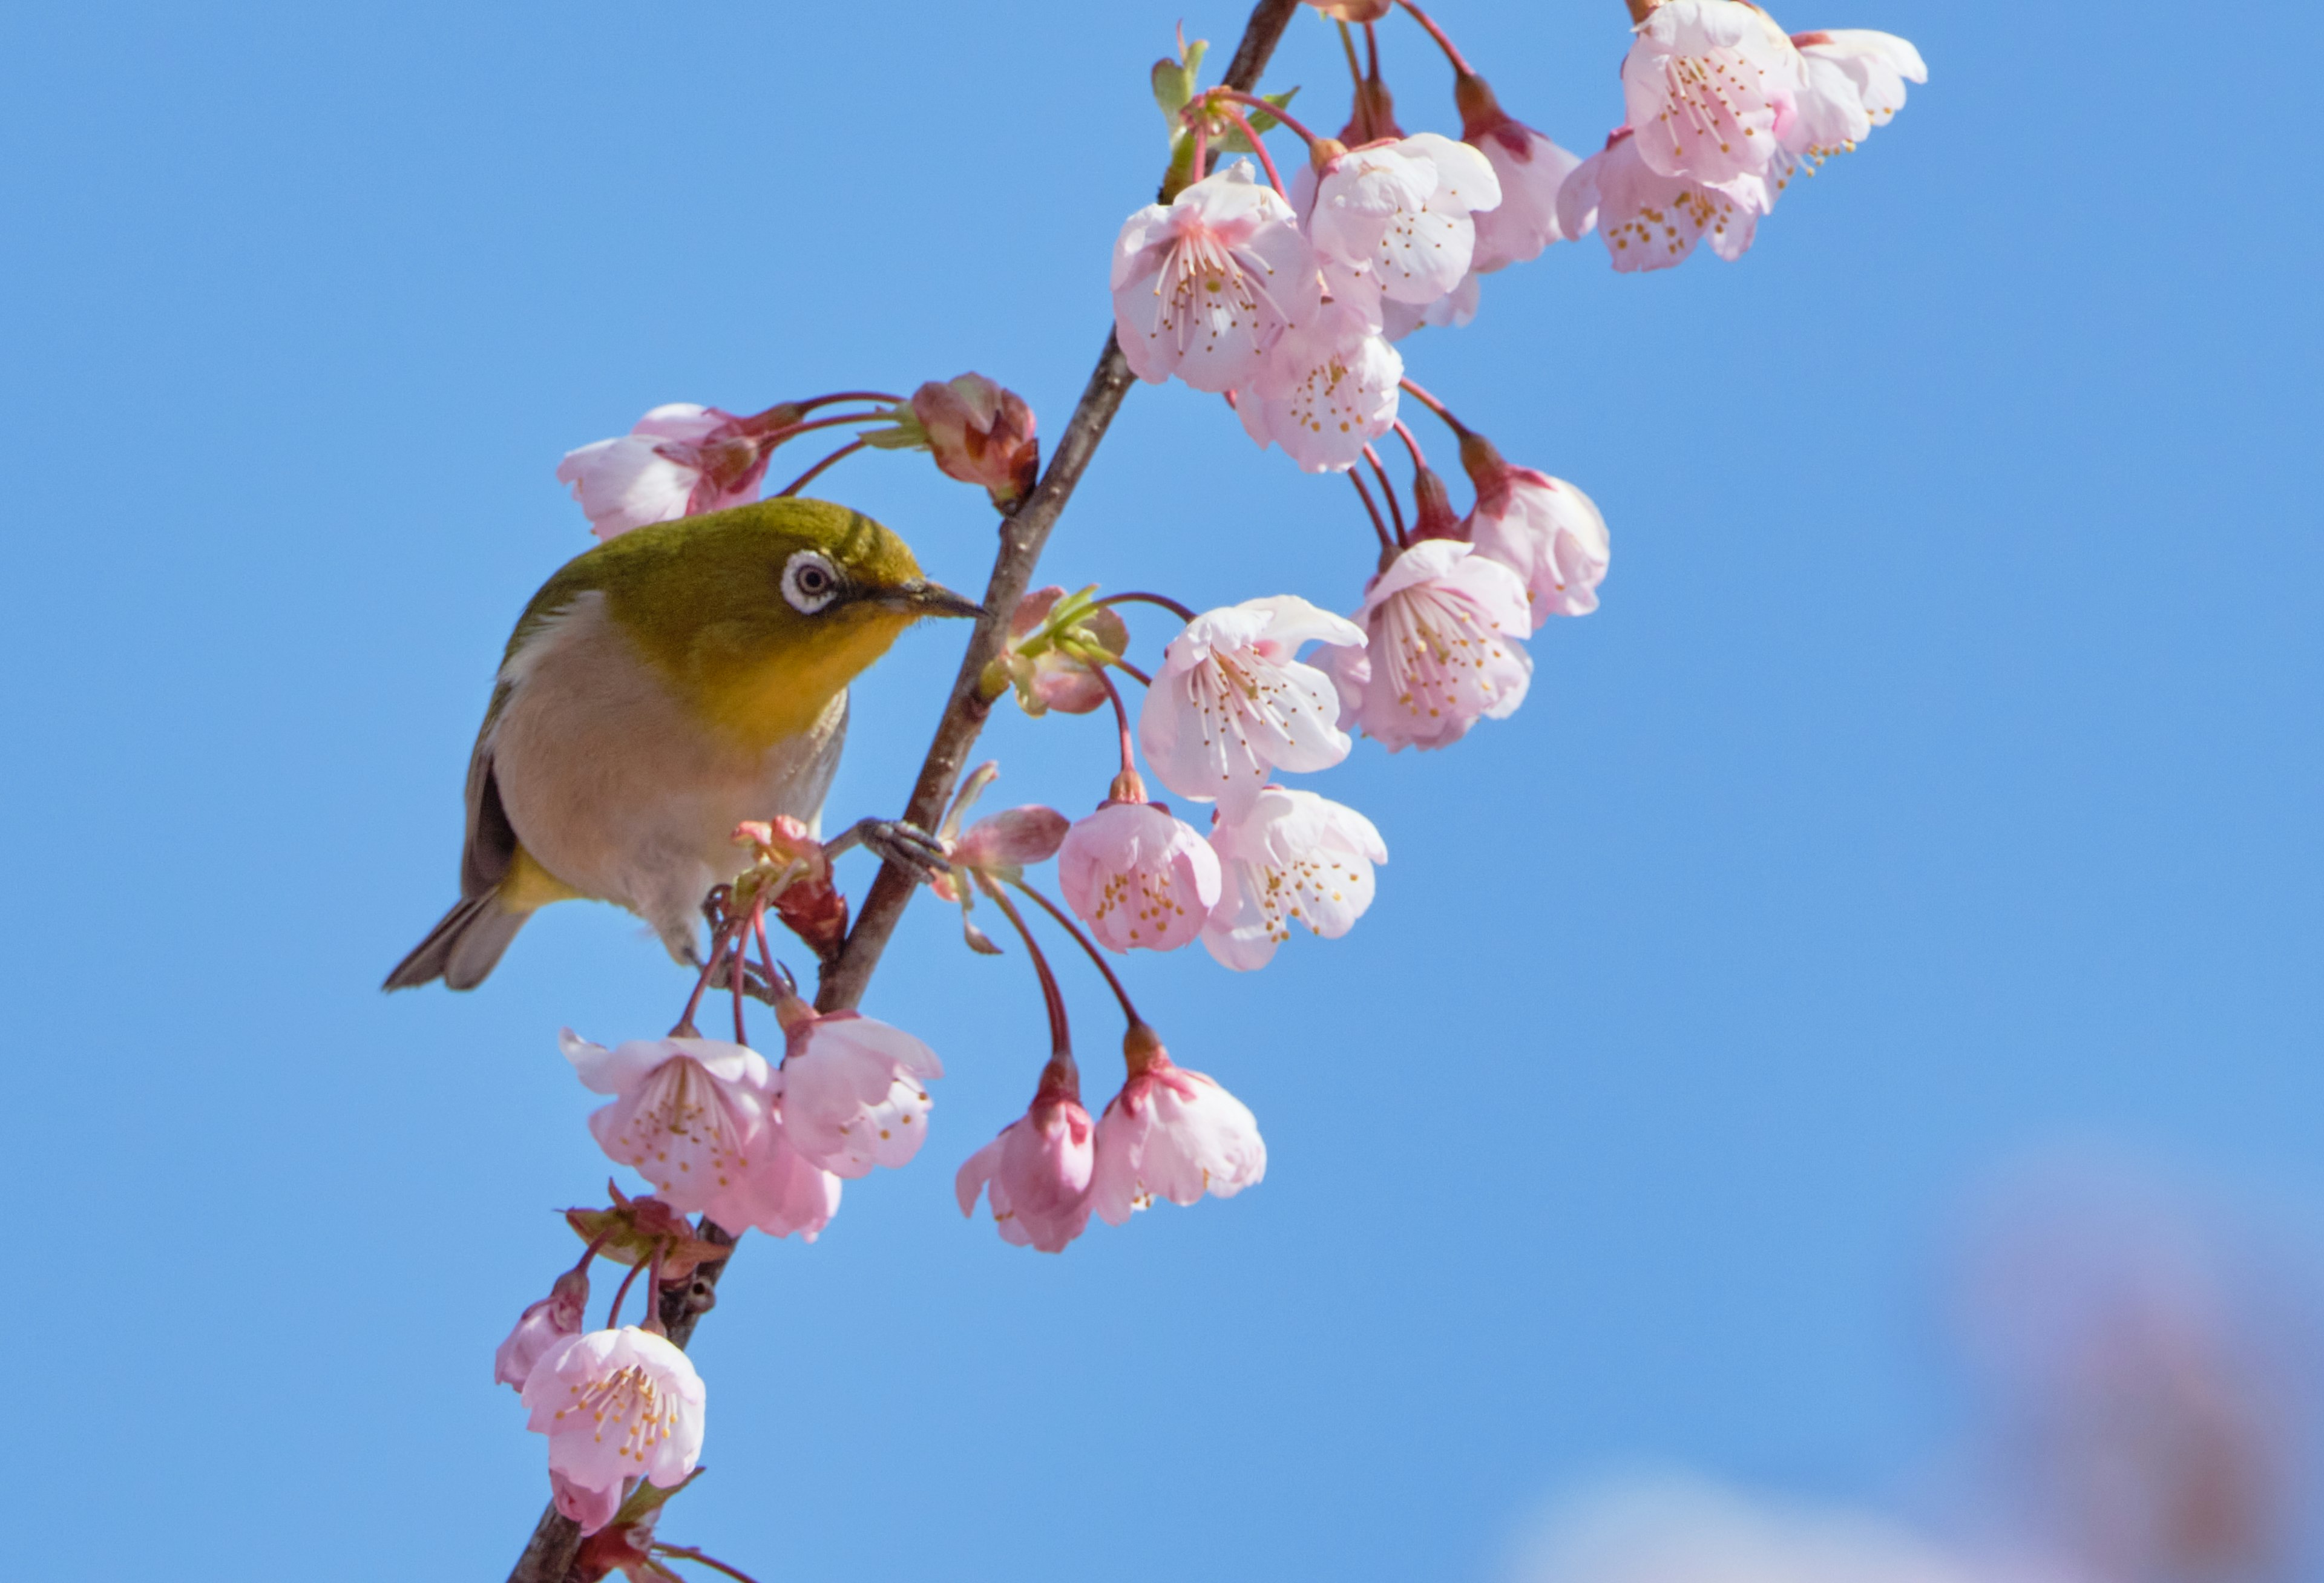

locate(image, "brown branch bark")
[[507, 4, 1301, 1578]]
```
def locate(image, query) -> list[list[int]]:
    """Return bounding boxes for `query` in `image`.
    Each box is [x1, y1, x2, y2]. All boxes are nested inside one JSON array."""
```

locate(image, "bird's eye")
[[781, 551, 842, 614]]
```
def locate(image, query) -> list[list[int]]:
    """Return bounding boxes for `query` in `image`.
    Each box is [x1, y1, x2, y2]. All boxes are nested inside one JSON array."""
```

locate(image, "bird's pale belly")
[[488, 593, 847, 954]]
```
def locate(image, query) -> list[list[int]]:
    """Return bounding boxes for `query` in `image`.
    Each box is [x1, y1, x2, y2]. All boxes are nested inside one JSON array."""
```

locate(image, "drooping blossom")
[[1234, 297, 1403, 474], [1457, 76, 1584, 273], [1057, 794, 1223, 952], [1460, 434, 1610, 624], [1620, 0, 1799, 186], [1324, 539, 1533, 752], [1782, 30, 1928, 157], [1091, 1026, 1265, 1224], [956, 1055, 1097, 1253], [1306, 133, 1502, 308], [521, 1326, 706, 1535], [1112, 160, 1323, 394], [717, 1113, 841, 1242], [1379, 271, 1480, 341], [556, 404, 772, 543], [494, 1265, 591, 1394], [909, 373, 1039, 510], [1203, 787, 1388, 971], [770, 989, 944, 1179], [1557, 128, 1770, 273], [1138, 595, 1362, 819], [562, 1032, 775, 1221]]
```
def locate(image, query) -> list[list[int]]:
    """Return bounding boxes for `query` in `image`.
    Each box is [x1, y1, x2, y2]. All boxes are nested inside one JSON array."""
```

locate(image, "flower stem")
[[1395, 0, 1474, 76], [1092, 665, 1139, 780], [776, 438, 869, 497], [605, 1252, 648, 1331], [1394, 420, 1430, 474], [654, 1545, 766, 1583], [1348, 467, 1396, 556], [1010, 877, 1146, 1028], [1207, 87, 1329, 152], [1114, 657, 1153, 687], [1397, 376, 1469, 437], [1338, 19, 1365, 96], [1093, 591, 1200, 622], [672, 919, 735, 1037], [975, 874, 1072, 1058], [760, 410, 891, 450], [1214, 103, 1286, 194], [1363, 443, 1408, 545]]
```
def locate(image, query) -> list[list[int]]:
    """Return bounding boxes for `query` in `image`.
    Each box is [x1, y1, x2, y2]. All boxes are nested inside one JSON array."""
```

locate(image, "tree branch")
[[506, 4, 1301, 1578]]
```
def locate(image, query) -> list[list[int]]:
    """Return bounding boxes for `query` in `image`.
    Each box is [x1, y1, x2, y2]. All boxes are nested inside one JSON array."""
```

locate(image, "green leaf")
[[1213, 87, 1299, 155]]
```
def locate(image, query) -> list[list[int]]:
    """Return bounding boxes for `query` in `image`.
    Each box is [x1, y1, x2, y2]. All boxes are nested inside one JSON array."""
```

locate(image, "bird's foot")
[[827, 816, 951, 885]]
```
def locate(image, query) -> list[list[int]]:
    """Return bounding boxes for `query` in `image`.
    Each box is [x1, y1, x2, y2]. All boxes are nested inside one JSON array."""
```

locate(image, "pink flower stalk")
[[1091, 1027, 1265, 1224], [1557, 128, 1770, 273], [1057, 797, 1223, 952], [770, 991, 944, 1180], [556, 404, 771, 542], [1203, 787, 1388, 971], [521, 1326, 706, 1536], [1620, 0, 1799, 186], [1325, 539, 1534, 752], [1460, 434, 1610, 625], [1457, 78, 1584, 273], [493, 1266, 591, 1394], [1782, 30, 1927, 157], [1302, 0, 1391, 20], [1112, 160, 1323, 395], [1306, 133, 1502, 309], [1234, 297, 1403, 474], [1138, 595, 1363, 819], [910, 373, 1039, 510], [562, 1032, 776, 1222], [956, 1057, 1097, 1253]]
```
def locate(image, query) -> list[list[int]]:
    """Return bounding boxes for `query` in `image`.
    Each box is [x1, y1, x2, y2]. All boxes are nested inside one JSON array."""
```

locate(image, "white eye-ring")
[[781, 550, 842, 614]]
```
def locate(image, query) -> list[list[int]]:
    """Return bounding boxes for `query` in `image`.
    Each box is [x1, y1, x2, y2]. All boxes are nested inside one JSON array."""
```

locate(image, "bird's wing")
[[459, 683, 519, 900]]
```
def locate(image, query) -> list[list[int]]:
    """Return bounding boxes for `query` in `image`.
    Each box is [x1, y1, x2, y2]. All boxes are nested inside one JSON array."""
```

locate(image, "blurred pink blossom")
[[1784, 30, 1928, 156], [522, 1325, 706, 1535], [556, 404, 770, 542]]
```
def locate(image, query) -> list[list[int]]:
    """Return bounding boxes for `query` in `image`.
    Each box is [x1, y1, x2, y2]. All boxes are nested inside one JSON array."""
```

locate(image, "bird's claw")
[[829, 817, 951, 884]]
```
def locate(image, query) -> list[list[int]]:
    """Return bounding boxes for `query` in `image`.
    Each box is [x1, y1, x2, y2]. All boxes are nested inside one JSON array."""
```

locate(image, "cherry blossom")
[[493, 1266, 590, 1394], [1557, 128, 1769, 273], [1057, 798, 1223, 952], [910, 373, 1039, 510], [1307, 133, 1502, 308], [522, 1326, 706, 1535], [1091, 1027, 1265, 1224], [555, 404, 770, 543], [1379, 271, 1480, 341], [770, 991, 944, 1179], [1783, 30, 1928, 157], [956, 1057, 1097, 1253], [1458, 77, 1584, 273], [562, 1032, 776, 1221], [1234, 297, 1403, 474], [1325, 539, 1533, 752], [718, 1113, 842, 1242], [1620, 0, 1799, 186], [1203, 787, 1388, 971], [1461, 436, 1610, 624], [1112, 160, 1322, 394], [1138, 595, 1362, 819]]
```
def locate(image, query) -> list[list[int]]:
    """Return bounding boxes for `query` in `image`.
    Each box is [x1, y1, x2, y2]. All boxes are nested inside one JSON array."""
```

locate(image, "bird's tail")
[[382, 892, 529, 991]]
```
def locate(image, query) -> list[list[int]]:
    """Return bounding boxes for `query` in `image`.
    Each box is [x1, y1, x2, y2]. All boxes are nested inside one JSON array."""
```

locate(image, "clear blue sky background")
[[3, 2, 2317, 1578]]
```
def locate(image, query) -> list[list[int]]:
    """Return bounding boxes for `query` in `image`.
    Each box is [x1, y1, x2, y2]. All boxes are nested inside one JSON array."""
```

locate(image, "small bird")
[[385, 497, 982, 991]]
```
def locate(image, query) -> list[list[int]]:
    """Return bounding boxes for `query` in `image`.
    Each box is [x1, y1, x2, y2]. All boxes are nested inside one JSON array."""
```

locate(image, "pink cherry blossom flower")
[[555, 404, 772, 543], [1233, 297, 1403, 474], [1307, 133, 1502, 307], [910, 373, 1039, 510], [1091, 1028, 1265, 1224], [1456, 74, 1583, 273], [493, 1265, 590, 1394], [1111, 160, 1323, 395], [1460, 436, 1610, 625], [956, 1056, 1097, 1253], [1057, 798, 1223, 952], [1138, 595, 1363, 819], [719, 1110, 842, 1242], [522, 1326, 706, 1535], [562, 1032, 776, 1222], [1620, 0, 1798, 186], [1379, 270, 1480, 341], [1203, 787, 1388, 971], [770, 991, 944, 1180], [1557, 128, 1770, 273], [1783, 30, 1927, 156], [1324, 539, 1533, 752]]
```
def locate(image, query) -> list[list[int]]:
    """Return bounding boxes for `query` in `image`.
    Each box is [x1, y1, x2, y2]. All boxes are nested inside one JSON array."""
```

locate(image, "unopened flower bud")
[[493, 1265, 592, 1394], [910, 373, 1039, 510]]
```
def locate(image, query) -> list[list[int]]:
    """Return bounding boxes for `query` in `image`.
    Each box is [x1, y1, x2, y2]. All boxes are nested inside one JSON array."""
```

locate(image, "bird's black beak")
[[881, 579, 985, 620]]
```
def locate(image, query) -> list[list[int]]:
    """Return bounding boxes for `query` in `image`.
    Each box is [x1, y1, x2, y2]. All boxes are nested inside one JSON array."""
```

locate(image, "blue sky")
[[3, 1, 2318, 1579]]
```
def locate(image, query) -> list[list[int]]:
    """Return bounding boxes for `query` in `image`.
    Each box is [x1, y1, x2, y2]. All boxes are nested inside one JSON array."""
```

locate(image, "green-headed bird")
[[384, 498, 981, 991]]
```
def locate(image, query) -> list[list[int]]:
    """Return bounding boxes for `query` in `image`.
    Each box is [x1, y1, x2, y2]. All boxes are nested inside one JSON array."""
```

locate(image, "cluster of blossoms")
[[494, 0, 1925, 1564]]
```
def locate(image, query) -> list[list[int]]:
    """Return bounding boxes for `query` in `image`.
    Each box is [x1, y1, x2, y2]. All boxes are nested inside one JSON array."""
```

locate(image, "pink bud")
[[911, 373, 1039, 509], [493, 1266, 591, 1394], [1005, 588, 1129, 716], [952, 806, 1071, 871], [956, 1057, 1097, 1253]]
